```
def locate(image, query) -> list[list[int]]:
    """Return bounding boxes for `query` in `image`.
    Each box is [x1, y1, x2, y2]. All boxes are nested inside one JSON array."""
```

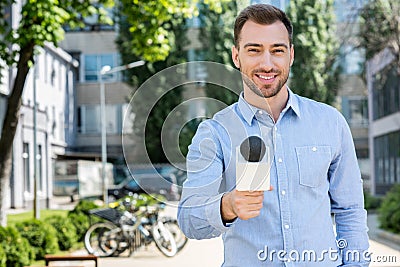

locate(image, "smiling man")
[[178, 4, 370, 267]]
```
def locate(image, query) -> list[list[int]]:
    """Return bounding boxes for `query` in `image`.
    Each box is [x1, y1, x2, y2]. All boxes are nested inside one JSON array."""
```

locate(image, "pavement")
[[6, 198, 400, 267]]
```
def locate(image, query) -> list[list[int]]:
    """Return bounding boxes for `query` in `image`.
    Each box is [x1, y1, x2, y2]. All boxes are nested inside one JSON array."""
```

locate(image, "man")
[[178, 4, 369, 266]]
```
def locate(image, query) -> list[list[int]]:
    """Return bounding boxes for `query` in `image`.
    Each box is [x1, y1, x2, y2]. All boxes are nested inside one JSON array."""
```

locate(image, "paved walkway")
[[7, 199, 400, 266]]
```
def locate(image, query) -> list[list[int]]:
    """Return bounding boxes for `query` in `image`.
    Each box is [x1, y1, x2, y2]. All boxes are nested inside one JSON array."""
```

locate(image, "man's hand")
[[221, 190, 265, 222]]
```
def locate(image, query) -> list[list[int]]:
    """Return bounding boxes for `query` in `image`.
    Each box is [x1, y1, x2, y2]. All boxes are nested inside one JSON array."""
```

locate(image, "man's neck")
[[244, 87, 289, 122]]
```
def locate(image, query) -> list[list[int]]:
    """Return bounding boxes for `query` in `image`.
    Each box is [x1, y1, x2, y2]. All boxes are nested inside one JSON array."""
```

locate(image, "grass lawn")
[[7, 209, 69, 225]]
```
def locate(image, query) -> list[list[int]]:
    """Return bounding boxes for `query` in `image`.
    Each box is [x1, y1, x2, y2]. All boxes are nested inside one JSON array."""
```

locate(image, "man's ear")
[[232, 46, 240, 69], [290, 44, 294, 67]]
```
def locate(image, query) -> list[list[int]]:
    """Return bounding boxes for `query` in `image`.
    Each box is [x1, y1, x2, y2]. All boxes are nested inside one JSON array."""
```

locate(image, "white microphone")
[[236, 136, 271, 191]]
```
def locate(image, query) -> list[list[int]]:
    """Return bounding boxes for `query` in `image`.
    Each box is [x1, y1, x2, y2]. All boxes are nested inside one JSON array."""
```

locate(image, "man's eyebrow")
[[243, 43, 263, 48], [243, 43, 289, 49], [272, 43, 289, 49]]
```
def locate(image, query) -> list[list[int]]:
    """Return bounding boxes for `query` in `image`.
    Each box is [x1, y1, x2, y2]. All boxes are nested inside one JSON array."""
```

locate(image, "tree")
[[117, 0, 232, 163], [287, 0, 340, 104], [198, 0, 240, 106], [359, 0, 400, 70], [0, 0, 217, 226], [0, 0, 114, 226]]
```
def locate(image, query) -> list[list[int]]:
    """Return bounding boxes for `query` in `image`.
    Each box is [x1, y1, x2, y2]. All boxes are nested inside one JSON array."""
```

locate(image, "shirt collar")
[[238, 88, 301, 125]]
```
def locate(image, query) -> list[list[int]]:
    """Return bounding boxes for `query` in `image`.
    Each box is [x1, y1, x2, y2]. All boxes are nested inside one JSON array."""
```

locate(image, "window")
[[341, 96, 368, 127], [77, 104, 126, 134], [37, 145, 43, 191], [340, 46, 365, 75], [23, 143, 31, 193], [334, 0, 367, 22], [372, 61, 400, 120], [77, 105, 101, 133], [374, 131, 400, 194], [82, 54, 119, 82]]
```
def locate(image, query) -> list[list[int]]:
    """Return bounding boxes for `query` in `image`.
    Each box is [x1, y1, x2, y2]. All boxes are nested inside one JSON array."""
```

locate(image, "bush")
[[15, 219, 59, 260], [0, 226, 34, 267], [45, 215, 77, 250], [0, 245, 5, 267], [364, 191, 382, 210], [68, 199, 101, 241], [378, 184, 400, 234]]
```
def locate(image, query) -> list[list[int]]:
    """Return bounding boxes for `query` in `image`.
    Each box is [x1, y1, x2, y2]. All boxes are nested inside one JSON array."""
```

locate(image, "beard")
[[242, 68, 289, 99]]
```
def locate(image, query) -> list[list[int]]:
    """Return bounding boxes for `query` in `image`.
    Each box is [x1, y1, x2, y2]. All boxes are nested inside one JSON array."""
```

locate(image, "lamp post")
[[99, 60, 145, 203]]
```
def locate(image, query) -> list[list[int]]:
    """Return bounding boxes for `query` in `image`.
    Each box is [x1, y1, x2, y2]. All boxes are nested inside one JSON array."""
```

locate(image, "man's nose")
[[259, 53, 274, 70]]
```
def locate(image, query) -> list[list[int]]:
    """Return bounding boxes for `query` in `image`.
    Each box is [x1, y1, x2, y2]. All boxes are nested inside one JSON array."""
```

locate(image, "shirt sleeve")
[[177, 120, 232, 240], [329, 112, 370, 266]]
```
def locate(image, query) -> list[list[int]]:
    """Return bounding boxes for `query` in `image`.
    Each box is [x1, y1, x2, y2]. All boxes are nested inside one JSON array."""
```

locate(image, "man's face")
[[232, 20, 294, 99]]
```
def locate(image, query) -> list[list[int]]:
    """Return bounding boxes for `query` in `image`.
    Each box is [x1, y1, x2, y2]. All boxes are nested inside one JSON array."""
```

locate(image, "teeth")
[[258, 74, 274, 80]]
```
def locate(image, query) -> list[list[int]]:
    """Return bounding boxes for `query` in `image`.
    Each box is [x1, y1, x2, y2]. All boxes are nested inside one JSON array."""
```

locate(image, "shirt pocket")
[[295, 146, 332, 188]]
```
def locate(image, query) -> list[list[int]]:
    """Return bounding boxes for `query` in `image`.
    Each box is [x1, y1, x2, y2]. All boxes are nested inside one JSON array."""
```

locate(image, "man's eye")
[[273, 49, 285, 54], [248, 48, 259, 53]]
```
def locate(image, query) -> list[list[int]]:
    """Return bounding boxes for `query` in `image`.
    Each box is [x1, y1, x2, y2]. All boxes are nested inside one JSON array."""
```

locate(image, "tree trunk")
[[0, 42, 34, 226]]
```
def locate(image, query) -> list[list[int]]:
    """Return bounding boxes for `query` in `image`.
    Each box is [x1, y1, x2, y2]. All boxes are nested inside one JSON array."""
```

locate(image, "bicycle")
[[84, 201, 178, 257]]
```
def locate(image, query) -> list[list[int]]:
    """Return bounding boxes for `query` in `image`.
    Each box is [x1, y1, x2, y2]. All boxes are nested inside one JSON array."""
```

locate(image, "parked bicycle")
[[84, 195, 187, 257]]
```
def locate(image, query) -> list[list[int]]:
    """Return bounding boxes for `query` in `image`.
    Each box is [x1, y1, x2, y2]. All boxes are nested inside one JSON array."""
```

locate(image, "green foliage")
[[117, 0, 230, 62], [117, 2, 188, 163], [378, 184, 400, 234], [117, 0, 234, 163], [364, 191, 382, 210], [0, 0, 114, 67], [198, 1, 241, 107], [359, 0, 400, 60], [68, 199, 101, 241], [45, 215, 77, 251], [15, 219, 59, 260], [0, 226, 35, 267], [0, 245, 5, 267], [287, 0, 340, 104]]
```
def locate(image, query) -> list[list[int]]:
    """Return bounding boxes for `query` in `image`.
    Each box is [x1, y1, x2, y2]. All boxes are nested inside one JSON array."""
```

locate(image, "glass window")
[[37, 145, 43, 191], [85, 105, 101, 134], [78, 104, 125, 134], [23, 143, 31, 193], [372, 61, 400, 120], [341, 96, 368, 127], [374, 130, 400, 194], [83, 54, 119, 82], [340, 45, 365, 75]]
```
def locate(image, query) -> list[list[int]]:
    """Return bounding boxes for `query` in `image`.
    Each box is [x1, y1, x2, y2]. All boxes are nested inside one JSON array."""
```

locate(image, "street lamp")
[[99, 60, 145, 203]]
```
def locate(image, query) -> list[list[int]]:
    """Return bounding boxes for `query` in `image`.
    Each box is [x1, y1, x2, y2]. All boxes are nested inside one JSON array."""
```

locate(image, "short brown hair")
[[234, 4, 293, 48]]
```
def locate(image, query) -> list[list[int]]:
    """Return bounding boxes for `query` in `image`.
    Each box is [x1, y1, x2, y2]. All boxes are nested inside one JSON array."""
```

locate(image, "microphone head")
[[240, 136, 266, 162]]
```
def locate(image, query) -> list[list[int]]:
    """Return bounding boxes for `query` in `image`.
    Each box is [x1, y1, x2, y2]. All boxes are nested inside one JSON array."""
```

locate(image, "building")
[[0, 1, 78, 209], [367, 47, 400, 195], [59, 7, 136, 164], [3, 43, 78, 209]]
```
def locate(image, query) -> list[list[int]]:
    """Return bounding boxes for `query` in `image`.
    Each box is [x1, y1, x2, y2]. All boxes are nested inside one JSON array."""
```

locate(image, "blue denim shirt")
[[178, 89, 369, 267]]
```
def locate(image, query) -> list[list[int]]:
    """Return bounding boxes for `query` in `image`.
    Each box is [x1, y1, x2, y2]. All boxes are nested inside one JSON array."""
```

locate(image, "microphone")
[[240, 135, 266, 162], [236, 136, 271, 191]]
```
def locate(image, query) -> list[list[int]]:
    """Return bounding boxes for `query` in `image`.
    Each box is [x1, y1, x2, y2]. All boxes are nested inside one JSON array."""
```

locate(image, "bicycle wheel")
[[84, 222, 122, 257], [163, 218, 188, 252], [151, 222, 177, 257]]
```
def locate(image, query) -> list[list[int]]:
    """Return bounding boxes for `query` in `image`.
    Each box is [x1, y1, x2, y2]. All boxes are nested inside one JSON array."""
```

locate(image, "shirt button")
[[278, 158, 283, 163], [258, 110, 263, 115], [281, 190, 286, 195], [312, 146, 317, 152], [284, 224, 290, 229]]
